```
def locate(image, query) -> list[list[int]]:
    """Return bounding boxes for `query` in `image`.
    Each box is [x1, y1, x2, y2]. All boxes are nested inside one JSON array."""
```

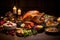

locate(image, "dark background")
[[0, 0, 60, 17]]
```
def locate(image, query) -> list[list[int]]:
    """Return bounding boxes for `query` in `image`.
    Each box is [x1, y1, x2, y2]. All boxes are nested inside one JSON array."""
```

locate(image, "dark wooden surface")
[[0, 32, 60, 40]]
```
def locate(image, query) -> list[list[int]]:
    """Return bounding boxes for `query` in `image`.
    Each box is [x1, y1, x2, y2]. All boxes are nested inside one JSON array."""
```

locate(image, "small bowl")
[[45, 27, 59, 35]]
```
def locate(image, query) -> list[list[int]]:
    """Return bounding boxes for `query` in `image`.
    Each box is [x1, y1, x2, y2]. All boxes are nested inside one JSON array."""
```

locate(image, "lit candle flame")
[[18, 9, 21, 15], [13, 6, 17, 14]]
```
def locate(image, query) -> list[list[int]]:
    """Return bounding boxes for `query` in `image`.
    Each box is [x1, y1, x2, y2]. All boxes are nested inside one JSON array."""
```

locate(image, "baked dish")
[[46, 21, 59, 27], [45, 27, 58, 32], [3, 21, 16, 30]]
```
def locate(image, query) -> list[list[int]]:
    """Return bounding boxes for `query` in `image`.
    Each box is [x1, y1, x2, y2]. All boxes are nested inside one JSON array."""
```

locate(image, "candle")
[[13, 6, 17, 14], [18, 9, 21, 15]]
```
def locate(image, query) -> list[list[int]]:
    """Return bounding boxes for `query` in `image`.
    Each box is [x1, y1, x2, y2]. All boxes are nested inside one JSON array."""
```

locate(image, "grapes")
[[5, 29, 15, 36]]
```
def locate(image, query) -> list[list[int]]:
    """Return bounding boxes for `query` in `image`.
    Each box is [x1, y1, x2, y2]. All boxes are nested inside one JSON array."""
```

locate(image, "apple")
[[0, 20, 5, 25], [24, 24, 31, 29], [34, 25, 43, 30], [21, 23, 25, 28], [37, 25, 43, 28]]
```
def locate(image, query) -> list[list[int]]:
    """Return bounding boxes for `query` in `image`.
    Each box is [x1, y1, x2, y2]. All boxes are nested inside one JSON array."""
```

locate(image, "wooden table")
[[0, 32, 60, 40]]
